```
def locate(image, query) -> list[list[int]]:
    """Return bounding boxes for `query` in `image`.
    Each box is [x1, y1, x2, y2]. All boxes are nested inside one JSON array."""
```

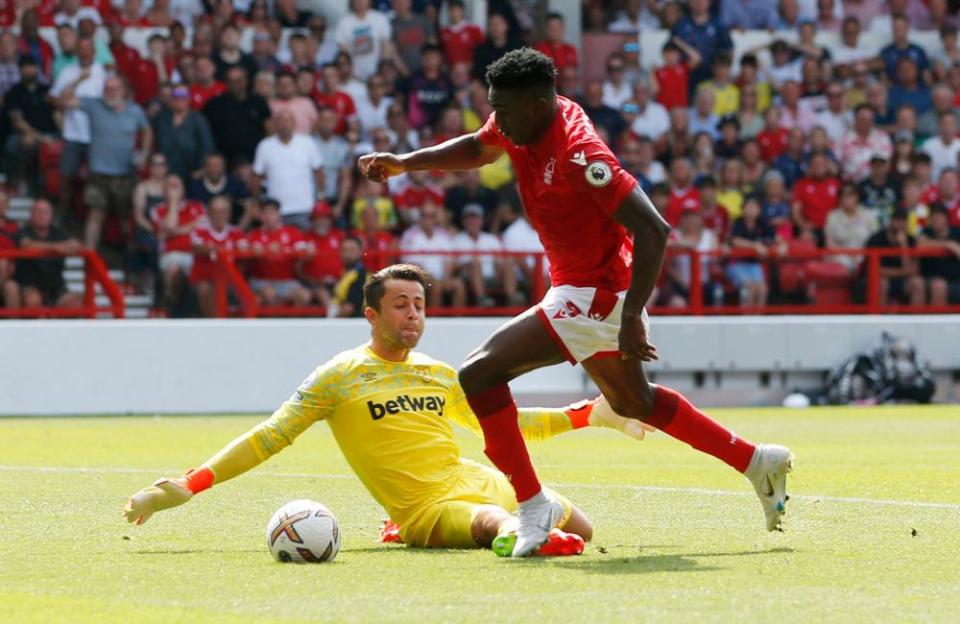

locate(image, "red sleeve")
[[476, 112, 504, 148], [562, 140, 637, 217]]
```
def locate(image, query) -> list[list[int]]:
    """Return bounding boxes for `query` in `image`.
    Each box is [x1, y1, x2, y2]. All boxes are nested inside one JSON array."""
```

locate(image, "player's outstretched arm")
[[358, 133, 502, 182], [612, 185, 672, 361]]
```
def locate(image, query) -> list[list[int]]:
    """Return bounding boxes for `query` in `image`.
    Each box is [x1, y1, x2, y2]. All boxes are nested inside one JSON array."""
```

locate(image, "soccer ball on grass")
[[266, 499, 341, 563]]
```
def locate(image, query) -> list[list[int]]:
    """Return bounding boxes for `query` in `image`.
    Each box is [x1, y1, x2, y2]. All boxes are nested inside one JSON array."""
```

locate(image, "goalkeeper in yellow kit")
[[123, 264, 650, 556]]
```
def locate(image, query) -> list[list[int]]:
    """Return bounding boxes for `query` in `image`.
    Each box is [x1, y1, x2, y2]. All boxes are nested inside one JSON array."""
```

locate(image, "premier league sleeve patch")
[[585, 161, 613, 188]]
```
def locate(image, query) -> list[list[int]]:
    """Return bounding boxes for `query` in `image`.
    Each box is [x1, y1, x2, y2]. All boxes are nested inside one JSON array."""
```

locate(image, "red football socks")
[[645, 386, 756, 473], [466, 384, 542, 502]]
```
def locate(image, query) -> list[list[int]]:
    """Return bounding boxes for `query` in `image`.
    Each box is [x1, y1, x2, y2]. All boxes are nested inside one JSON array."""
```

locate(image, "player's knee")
[[605, 386, 656, 421], [458, 353, 494, 393]]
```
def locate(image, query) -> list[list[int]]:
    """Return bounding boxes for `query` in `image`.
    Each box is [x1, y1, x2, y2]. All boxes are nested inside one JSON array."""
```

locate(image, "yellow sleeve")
[[446, 381, 573, 442], [201, 363, 340, 484]]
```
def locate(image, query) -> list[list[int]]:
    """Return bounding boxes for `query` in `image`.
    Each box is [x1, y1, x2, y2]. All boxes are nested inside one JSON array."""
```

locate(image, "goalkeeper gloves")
[[566, 396, 656, 440], [122, 467, 215, 525]]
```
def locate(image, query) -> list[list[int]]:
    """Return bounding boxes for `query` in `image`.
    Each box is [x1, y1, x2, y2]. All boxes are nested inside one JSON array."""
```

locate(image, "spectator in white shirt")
[[399, 202, 466, 308], [252, 110, 325, 228], [452, 204, 521, 307], [335, 0, 394, 81], [628, 80, 671, 146], [832, 16, 876, 73], [816, 82, 853, 148], [921, 113, 960, 180], [354, 74, 394, 139], [602, 52, 633, 110], [500, 200, 547, 297], [840, 103, 893, 181]]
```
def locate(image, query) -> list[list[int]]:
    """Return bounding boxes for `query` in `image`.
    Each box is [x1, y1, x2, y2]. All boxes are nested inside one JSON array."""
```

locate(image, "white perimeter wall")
[[0, 316, 958, 416]]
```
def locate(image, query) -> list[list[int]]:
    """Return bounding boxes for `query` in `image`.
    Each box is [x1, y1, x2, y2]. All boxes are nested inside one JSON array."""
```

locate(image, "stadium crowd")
[[1, 0, 960, 317]]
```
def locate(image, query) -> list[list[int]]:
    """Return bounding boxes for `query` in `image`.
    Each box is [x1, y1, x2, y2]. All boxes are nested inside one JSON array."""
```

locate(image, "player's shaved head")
[[485, 48, 558, 146]]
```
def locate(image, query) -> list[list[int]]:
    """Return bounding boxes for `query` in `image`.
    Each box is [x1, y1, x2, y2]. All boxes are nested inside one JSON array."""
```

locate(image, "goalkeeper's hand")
[[122, 467, 214, 525], [568, 396, 656, 440]]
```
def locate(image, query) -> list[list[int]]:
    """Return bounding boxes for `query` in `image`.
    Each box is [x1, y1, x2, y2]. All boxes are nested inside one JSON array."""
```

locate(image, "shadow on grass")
[[545, 546, 796, 575]]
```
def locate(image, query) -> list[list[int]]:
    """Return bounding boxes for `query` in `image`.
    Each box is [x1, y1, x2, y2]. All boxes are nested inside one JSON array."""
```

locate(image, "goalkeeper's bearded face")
[[367, 278, 426, 350]]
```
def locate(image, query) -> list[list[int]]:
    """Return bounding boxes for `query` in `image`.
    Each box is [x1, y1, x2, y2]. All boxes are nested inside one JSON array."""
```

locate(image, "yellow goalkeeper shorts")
[[401, 458, 573, 548]]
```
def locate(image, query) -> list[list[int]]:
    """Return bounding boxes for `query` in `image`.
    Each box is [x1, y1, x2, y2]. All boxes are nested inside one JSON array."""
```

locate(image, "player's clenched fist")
[[123, 467, 214, 525], [358, 152, 405, 182]]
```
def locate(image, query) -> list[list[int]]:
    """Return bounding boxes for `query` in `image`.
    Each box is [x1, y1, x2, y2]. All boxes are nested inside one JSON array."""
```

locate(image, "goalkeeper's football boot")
[[511, 491, 565, 557], [744, 444, 795, 532], [379, 519, 404, 544], [492, 529, 584, 558]]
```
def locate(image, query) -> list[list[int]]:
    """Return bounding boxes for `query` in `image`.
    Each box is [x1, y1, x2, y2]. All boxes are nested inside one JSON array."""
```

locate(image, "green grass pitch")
[[1, 406, 959, 623]]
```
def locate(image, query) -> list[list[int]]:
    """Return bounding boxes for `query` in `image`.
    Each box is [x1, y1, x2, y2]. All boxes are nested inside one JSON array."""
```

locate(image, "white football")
[[265, 499, 341, 563]]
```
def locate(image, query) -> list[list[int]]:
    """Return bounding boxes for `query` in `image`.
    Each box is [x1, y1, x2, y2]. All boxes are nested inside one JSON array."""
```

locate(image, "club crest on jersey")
[[585, 161, 612, 188], [543, 157, 556, 185]]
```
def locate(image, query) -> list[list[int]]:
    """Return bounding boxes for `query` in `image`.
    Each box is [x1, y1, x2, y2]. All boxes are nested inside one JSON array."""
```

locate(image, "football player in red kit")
[[359, 49, 793, 557]]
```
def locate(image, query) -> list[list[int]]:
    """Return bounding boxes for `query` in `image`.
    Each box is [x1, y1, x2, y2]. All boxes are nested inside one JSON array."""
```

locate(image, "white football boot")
[[744, 444, 795, 532], [512, 491, 565, 557]]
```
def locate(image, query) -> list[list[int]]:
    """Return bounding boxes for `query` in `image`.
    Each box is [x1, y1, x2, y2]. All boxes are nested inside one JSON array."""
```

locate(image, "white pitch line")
[[2, 465, 959, 511]]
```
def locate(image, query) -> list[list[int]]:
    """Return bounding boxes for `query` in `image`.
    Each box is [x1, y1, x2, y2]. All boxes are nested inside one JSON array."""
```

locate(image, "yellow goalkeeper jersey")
[[243, 344, 573, 527]]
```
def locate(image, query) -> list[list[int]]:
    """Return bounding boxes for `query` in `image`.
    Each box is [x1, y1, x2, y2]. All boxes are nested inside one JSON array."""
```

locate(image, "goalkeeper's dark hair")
[[364, 263, 433, 311], [485, 48, 557, 92]]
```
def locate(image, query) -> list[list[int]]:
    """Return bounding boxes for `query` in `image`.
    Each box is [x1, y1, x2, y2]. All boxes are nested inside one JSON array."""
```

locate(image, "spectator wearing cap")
[[203, 66, 272, 169], [877, 15, 931, 83], [579, 80, 625, 143], [399, 201, 465, 308], [187, 153, 253, 228], [793, 152, 840, 239], [246, 198, 311, 308], [825, 182, 879, 273], [59, 74, 152, 251], [671, 0, 732, 91], [153, 85, 214, 183], [840, 103, 893, 182], [858, 153, 901, 223], [151, 175, 207, 315], [301, 201, 346, 309], [452, 203, 521, 308], [727, 195, 780, 308], [921, 113, 960, 180], [269, 71, 319, 136], [862, 208, 924, 306], [189, 195, 246, 317], [534, 12, 577, 72], [817, 83, 853, 148], [336, 0, 394, 81], [252, 110, 324, 229], [4, 57, 57, 196], [918, 204, 960, 305], [7, 199, 83, 312], [48, 36, 106, 221]]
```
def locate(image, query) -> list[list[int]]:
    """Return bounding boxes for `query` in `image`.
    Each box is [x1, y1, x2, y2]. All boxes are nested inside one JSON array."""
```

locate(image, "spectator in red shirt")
[[666, 158, 701, 226], [441, 0, 484, 68], [533, 13, 577, 72], [152, 175, 208, 315], [190, 195, 246, 317], [653, 38, 701, 111], [189, 56, 226, 112], [392, 169, 445, 228], [0, 191, 20, 310], [792, 152, 841, 240], [314, 63, 357, 136], [246, 199, 311, 307], [354, 203, 397, 271], [300, 201, 345, 309], [756, 106, 789, 163], [107, 22, 141, 83]]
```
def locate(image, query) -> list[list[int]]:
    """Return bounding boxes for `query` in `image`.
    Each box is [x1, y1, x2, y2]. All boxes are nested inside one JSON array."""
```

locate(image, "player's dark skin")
[[358, 84, 671, 424]]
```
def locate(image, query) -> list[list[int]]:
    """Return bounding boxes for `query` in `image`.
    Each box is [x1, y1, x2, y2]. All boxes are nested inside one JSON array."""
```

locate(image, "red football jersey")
[[151, 201, 208, 253], [440, 22, 485, 66], [355, 230, 396, 271], [793, 177, 840, 229], [247, 226, 306, 280], [190, 225, 247, 283], [392, 183, 445, 212], [302, 229, 345, 281], [312, 90, 356, 135], [666, 186, 701, 227], [757, 128, 790, 163], [191, 81, 227, 111], [533, 41, 578, 71], [0, 219, 17, 250], [477, 96, 637, 291], [654, 64, 689, 110]]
